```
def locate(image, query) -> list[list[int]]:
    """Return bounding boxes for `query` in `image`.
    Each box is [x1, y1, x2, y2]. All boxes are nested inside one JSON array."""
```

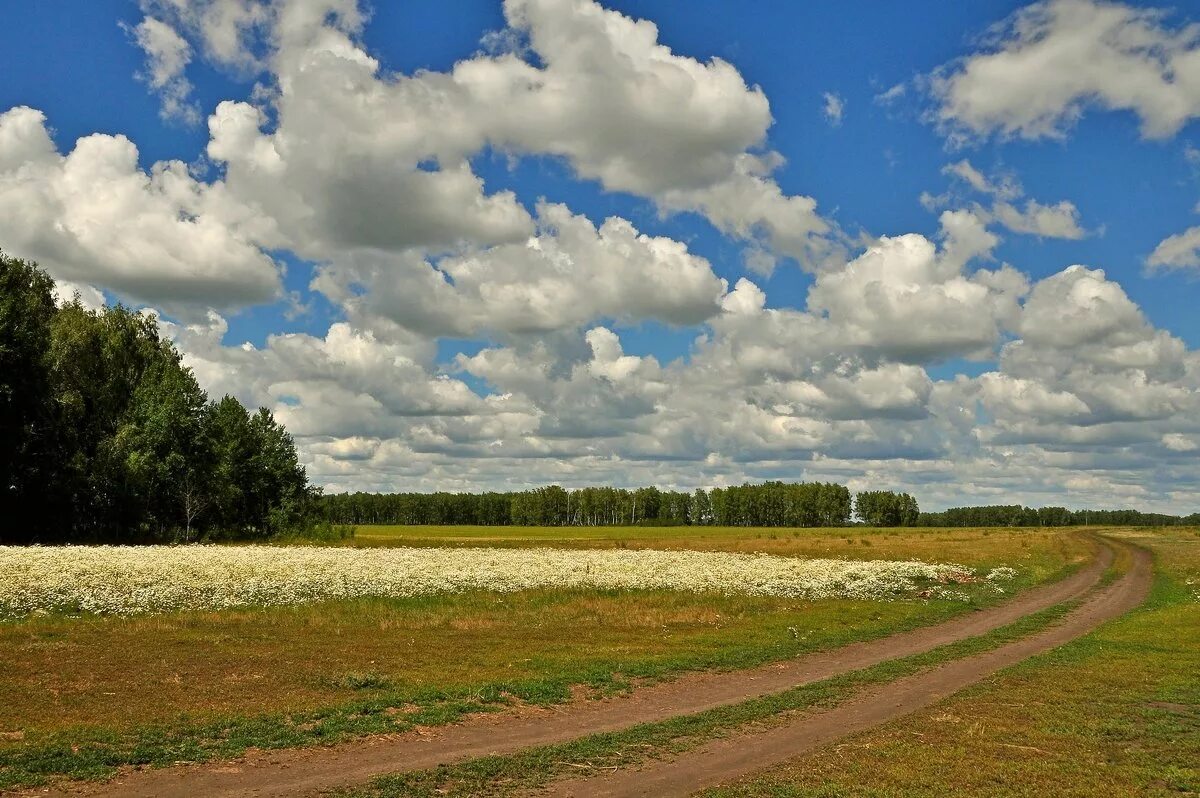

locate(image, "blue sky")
[[1, 0, 1198, 510], [5, 0, 1196, 355]]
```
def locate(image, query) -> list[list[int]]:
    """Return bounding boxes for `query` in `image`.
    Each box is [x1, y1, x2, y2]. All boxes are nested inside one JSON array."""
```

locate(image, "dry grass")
[[349, 524, 1083, 564], [0, 528, 1089, 789], [701, 527, 1200, 798]]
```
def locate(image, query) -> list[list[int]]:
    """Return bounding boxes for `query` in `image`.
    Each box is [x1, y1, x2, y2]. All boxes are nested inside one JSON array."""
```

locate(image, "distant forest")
[[1, 252, 315, 544], [321, 482, 875, 528], [319, 487, 1198, 528], [916, 505, 1199, 528]]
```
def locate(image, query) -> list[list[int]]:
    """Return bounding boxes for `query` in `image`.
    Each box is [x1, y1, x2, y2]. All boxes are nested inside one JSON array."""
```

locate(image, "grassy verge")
[[0, 530, 1086, 790], [335, 569, 1113, 798], [700, 528, 1200, 798]]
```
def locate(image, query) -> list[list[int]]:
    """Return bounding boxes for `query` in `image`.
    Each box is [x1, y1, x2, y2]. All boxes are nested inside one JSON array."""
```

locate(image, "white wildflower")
[[986, 567, 1018, 582], [0, 545, 990, 618]]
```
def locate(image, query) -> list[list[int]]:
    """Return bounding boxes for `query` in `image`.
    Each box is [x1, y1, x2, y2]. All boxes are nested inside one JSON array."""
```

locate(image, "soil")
[[32, 537, 1128, 798], [543, 542, 1153, 797]]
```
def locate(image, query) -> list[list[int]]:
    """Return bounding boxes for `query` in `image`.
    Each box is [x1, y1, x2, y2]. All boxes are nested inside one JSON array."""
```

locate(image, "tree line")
[[320, 488, 1200, 530], [915, 505, 1200, 527], [1, 253, 315, 544], [320, 482, 893, 528]]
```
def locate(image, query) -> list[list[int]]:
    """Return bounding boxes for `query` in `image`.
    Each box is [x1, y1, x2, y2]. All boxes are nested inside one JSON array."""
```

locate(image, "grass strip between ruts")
[[335, 555, 1129, 798], [0, 554, 1081, 791]]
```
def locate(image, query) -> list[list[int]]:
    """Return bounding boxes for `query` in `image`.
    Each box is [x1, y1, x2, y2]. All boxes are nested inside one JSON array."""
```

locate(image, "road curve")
[[38, 536, 1116, 798], [544, 541, 1152, 798]]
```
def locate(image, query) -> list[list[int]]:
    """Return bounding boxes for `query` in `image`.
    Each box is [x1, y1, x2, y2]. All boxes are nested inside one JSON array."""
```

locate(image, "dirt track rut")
[[39, 537, 1120, 798], [544, 541, 1152, 797]]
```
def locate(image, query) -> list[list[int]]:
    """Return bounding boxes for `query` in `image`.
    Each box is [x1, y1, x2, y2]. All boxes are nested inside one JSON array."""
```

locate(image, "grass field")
[[348, 523, 1083, 561], [0, 526, 1088, 789], [700, 527, 1200, 797], [337, 587, 1092, 798], [325, 528, 1195, 798]]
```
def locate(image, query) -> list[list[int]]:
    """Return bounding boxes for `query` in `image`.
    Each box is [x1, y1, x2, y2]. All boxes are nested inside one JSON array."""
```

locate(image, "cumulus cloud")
[[0, 106, 281, 314], [188, 0, 837, 272], [166, 312, 502, 437], [2, 0, 1198, 509], [160, 253, 1200, 508], [930, 1, 1200, 284], [931, 0, 1200, 141], [983, 266, 1199, 449], [137, 0, 274, 72], [990, 199, 1086, 239], [51, 279, 107, 311], [806, 211, 1025, 361], [1016, 265, 1151, 350], [8, 0, 839, 326], [312, 202, 728, 337]]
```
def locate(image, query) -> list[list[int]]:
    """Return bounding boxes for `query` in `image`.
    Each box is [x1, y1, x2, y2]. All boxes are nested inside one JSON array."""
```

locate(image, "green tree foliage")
[[320, 481, 854, 528], [915, 505, 1189, 527], [195, 398, 311, 539], [0, 252, 58, 529], [854, 490, 920, 527], [0, 254, 314, 543]]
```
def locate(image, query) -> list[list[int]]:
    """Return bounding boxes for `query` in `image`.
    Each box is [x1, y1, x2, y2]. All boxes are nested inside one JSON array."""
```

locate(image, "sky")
[[1, 0, 1199, 512]]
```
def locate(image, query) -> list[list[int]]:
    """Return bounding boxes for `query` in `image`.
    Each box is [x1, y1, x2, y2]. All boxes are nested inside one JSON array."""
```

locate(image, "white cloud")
[[984, 266, 1199, 448], [139, 0, 274, 72], [991, 198, 1085, 239], [127, 16, 200, 124], [979, 373, 1091, 420], [1147, 225, 1200, 271], [1162, 433, 1198, 452], [805, 211, 1025, 362], [312, 202, 729, 337], [822, 92, 845, 126], [931, 0, 1200, 141], [944, 159, 1004, 196], [166, 313, 499, 441], [51, 279, 107, 311], [1016, 265, 1149, 350], [0, 106, 281, 314], [939, 159, 1086, 239], [2, 0, 1198, 509], [189, 0, 837, 272], [12, 0, 840, 325], [159, 253, 1200, 509]]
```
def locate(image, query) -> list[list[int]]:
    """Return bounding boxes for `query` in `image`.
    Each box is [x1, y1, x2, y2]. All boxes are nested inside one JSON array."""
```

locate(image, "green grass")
[[0, 528, 1088, 790], [347, 524, 1089, 564], [700, 528, 1200, 798], [335, 584, 1104, 798], [0, 588, 1012, 790]]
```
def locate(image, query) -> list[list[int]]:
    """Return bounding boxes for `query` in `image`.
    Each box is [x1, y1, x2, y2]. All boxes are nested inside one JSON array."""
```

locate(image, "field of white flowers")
[[0, 545, 1012, 618]]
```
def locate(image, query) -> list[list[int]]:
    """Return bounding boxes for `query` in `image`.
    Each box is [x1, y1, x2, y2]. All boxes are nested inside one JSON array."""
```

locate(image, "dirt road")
[[39, 537, 1123, 798], [544, 542, 1152, 797]]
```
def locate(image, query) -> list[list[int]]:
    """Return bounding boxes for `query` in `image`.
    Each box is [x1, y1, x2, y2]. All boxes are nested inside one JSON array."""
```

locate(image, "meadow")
[[701, 526, 1200, 797], [0, 526, 1086, 789], [323, 527, 1195, 798], [0, 545, 998, 618]]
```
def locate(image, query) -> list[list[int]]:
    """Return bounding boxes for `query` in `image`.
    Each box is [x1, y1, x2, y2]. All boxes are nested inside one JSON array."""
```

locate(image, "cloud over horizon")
[[1, 0, 1198, 512]]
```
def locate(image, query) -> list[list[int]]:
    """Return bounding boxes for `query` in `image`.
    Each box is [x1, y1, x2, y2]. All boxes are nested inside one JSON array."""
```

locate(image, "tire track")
[[40, 537, 1113, 798], [544, 541, 1152, 798]]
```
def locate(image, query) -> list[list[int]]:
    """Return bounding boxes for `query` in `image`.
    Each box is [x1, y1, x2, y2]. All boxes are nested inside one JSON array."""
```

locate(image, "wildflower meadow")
[[0, 544, 1007, 618]]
